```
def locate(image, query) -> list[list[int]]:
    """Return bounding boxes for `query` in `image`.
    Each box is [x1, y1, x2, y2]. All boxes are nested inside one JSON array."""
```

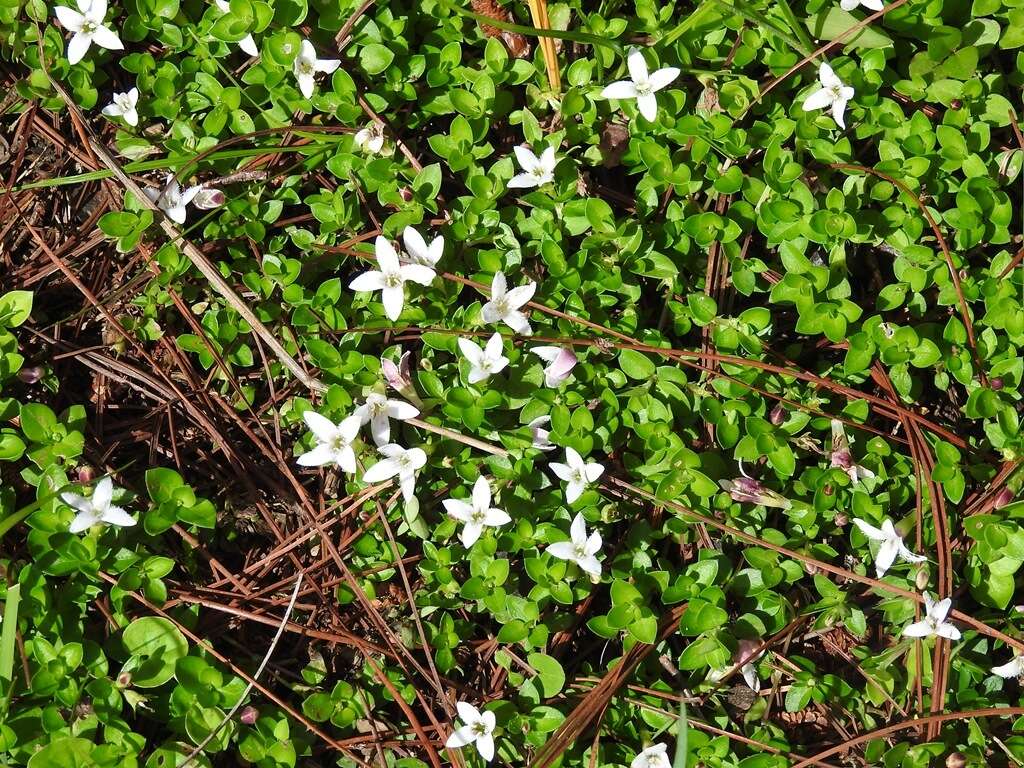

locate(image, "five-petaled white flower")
[[600, 48, 680, 122], [354, 123, 385, 154], [852, 517, 926, 578], [296, 411, 361, 472], [293, 39, 340, 99], [482, 272, 536, 335], [348, 236, 436, 321], [903, 592, 961, 641], [458, 333, 509, 385], [445, 701, 496, 761], [528, 415, 556, 451], [403, 226, 443, 268], [531, 346, 577, 388], [354, 393, 419, 447], [992, 654, 1024, 679], [101, 87, 139, 127], [631, 744, 672, 768], [145, 174, 201, 225], [362, 444, 426, 503], [840, 0, 883, 10], [830, 420, 875, 484], [54, 0, 123, 65], [62, 477, 135, 533], [508, 145, 557, 189], [214, 0, 258, 55], [550, 447, 604, 504], [547, 512, 603, 579], [802, 62, 855, 129], [443, 476, 512, 547]]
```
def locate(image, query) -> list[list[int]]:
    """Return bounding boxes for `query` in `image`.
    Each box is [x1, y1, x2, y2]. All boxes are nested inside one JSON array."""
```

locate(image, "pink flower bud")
[[192, 188, 225, 209], [719, 477, 791, 509], [78, 466, 97, 483], [240, 706, 258, 725], [995, 487, 1014, 508], [769, 403, 786, 425], [381, 348, 421, 407], [17, 366, 44, 384]]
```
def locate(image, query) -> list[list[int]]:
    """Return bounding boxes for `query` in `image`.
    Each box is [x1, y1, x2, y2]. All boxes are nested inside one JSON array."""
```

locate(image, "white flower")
[[528, 416, 556, 451], [293, 39, 340, 99], [600, 48, 680, 122], [61, 477, 135, 533], [481, 272, 536, 335], [445, 701, 496, 762], [531, 346, 577, 387], [631, 744, 671, 768], [361, 444, 426, 503], [296, 411, 361, 472], [903, 592, 961, 641], [852, 517, 926, 578], [354, 392, 419, 447], [550, 447, 604, 504], [443, 476, 511, 547], [213, 0, 258, 55], [830, 420, 875, 484], [508, 145, 557, 189], [54, 0, 123, 65], [840, 0, 883, 10], [354, 123, 385, 154], [802, 62, 855, 129], [547, 512, 602, 579], [144, 174, 201, 225], [735, 639, 763, 692], [458, 333, 509, 385], [348, 236, 436, 321], [992, 655, 1024, 679], [403, 226, 443, 268], [101, 87, 139, 127]]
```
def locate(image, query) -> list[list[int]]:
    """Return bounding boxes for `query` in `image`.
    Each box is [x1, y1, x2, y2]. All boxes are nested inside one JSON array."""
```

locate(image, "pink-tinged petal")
[[381, 285, 405, 321], [472, 476, 491, 511], [802, 87, 834, 112], [476, 734, 494, 762], [443, 499, 474, 521], [936, 623, 961, 641], [54, 5, 85, 29], [513, 145, 540, 173], [302, 410, 338, 442], [362, 458, 401, 483], [445, 724, 477, 749], [502, 310, 532, 335], [66, 33, 92, 65], [547, 541, 576, 561], [549, 348, 577, 378], [90, 24, 123, 51], [349, 270, 386, 292], [297, 443, 335, 467], [101, 506, 136, 527], [600, 80, 639, 100], [549, 462, 573, 481], [902, 620, 932, 638], [399, 263, 436, 286], [507, 172, 538, 189], [626, 48, 649, 84], [647, 66, 680, 91], [68, 511, 98, 533], [505, 282, 536, 309]]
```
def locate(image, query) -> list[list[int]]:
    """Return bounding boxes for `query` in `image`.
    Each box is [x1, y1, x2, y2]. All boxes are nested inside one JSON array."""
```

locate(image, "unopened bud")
[[950, 99, 962, 110], [192, 188, 225, 210], [945, 752, 966, 768], [17, 366, 44, 384], [915, 565, 930, 591], [399, 187, 414, 202], [822, 484, 834, 496], [991, 377, 1004, 391], [769, 403, 786, 426], [78, 466, 96, 484], [834, 513, 848, 527], [240, 706, 259, 725], [116, 672, 132, 688], [995, 487, 1014, 508]]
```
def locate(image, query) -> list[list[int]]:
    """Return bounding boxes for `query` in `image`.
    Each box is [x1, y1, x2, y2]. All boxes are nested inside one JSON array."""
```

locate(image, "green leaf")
[[121, 617, 189, 688], [619, 349, 656, 380], [360, 43, 395, 75], [804, 8, 894, 49], [526, 653, 565, 697], [0, 291, 32, 328]]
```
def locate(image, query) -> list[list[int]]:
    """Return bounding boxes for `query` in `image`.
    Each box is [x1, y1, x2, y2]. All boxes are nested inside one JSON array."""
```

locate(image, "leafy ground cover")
[[0, 0, 1023, 765]]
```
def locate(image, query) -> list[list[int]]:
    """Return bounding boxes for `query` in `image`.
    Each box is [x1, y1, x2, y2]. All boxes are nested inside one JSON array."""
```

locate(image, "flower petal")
[[513, 145, 539, 173], [874, 537, 899, 578], [647, 66, 680, 91], [362, 458, 401, 483], [802, 87, 834, 112], [349, 270, 386, 292], [601, 80, 639, 100], [54, 5, 85, 29], [507, 172, 538, 189], [626, 48, 649, 84], [460, 522, 483, 547], [68, 511, 97, 533], [381, 285, 405, 321], [636, 93, 659, 121], [297, 443, 336, 467], [445, 724, 477, 749], [547, 541, 576, 561], [902, 620, 932, 638], [90, 24, 123, 51], [385, 399, 419, 421], [303, 410, 339, 442], [399, 263, 436, 286], [475, 733, 494, 762], [472, 475, 491, 511], [101, 506, 136, 527], [569, 514, 587, 544], [443, 499, 474, 521], [66, 32, 92, 65]]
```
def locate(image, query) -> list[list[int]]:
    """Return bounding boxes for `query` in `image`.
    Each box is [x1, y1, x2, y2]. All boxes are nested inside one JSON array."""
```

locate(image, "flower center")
[[635, 81, 652, 96], [829, 85, 843, 100], [571, 469, 585, 484], [472, 722, 488, 737], [298, 60, 314, 76], [82, 19, 98, 34], [397, 454, 411, 469], [470, 509, 486, 524], [492, 297, 509, 315], [531, 167, 547, 179], [574, 543, 588, 559], [330, 434, 349, 452], [383, 271, 403, 288]]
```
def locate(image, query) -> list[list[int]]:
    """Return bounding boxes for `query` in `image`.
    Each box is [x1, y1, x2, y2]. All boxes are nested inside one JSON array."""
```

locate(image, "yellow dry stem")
[[524, 0, 561, 92]]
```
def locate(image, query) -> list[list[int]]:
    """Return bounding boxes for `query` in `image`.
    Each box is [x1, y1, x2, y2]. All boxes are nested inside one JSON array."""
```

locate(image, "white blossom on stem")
[[354, 393, 419, 447], [852, 517, 926, 578], [443, 476, 511, 547], [600, 48, 680, 121], [62, 477, 135, 533], [992, 655, 1024, 679], [528, 416, 556, 451], [508, 145, 557, 189], [482, 272, 535, 335], [145, 174, 201, 225], [293, 39, 340, 99], [348, 236, 436, 321], [903, 592, 961, 641], [840, 0, 883, 10], [547, 512, 602, 579], [354, 123, 385, 154], [101, 88, 139, 127], [361, 444, 426, 503], [631, 744, 671, 768], [802, 62, 855, 129], [445, 702, 496, 761], [54, 0, 123, 65], [296, 411, 361, 473], [403, 226, 443, 268], [550, 447, 604, 504], [458, 333, 509, 385]]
